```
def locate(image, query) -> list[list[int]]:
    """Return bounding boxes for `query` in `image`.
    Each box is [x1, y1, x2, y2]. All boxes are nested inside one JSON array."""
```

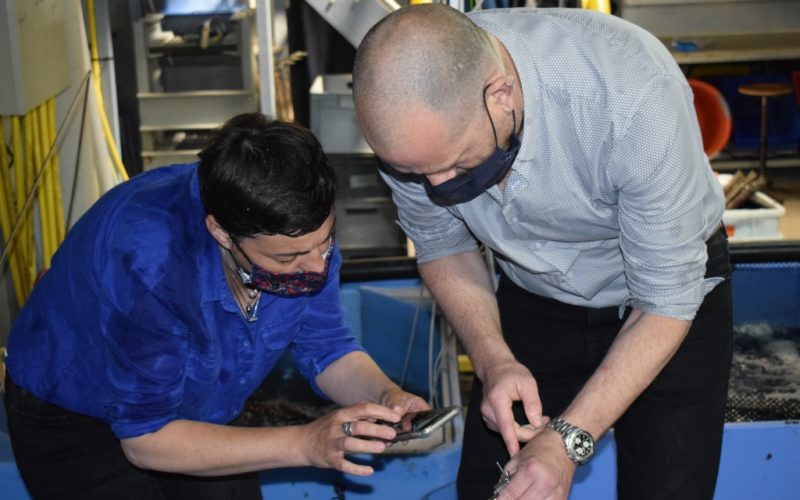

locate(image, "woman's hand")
[[299, 401, 403, 476]]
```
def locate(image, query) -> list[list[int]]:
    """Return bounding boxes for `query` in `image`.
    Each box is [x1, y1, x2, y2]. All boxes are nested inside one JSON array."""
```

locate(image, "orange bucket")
[[688, 78, 732, 159]]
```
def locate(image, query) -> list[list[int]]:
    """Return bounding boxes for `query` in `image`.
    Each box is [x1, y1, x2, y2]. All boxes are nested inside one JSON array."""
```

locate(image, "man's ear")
[[484, 75, 516, 114], [205, 214, 233, 250]]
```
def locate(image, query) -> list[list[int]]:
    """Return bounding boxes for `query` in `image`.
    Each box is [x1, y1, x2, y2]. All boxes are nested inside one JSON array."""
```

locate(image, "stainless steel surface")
[[303, 0, 400, 48], [138, 90, 258, 131], [617, 0, 800, 38], [141, 149, 200, 170], [255, 0, 276, 117], [665, 32, 800, 65]]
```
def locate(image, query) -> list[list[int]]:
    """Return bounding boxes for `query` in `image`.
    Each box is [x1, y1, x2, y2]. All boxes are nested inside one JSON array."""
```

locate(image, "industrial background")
[[1, 1, 799, 498]]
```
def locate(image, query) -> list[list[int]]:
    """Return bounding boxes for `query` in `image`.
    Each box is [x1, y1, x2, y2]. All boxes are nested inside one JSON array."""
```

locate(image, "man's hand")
[[481, 359, 546, 455], [497, 431, 576, 500]]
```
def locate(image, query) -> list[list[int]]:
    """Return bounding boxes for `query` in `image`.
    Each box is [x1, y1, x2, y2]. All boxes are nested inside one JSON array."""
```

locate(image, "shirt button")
[[243, 340, 251, 347], [239, 377, 247, 385]]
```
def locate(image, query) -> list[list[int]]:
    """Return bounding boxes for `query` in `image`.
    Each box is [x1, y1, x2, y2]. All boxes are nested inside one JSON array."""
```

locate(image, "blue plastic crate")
[[731, 262, 800, 329]]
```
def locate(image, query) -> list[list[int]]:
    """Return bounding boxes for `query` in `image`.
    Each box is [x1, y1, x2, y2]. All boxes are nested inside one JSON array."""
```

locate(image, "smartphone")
[[388, 406, 461, 442]]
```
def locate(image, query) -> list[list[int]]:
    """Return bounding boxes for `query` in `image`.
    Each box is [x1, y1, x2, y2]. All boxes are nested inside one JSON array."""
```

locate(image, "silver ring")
[[342, 421, 354, 437]]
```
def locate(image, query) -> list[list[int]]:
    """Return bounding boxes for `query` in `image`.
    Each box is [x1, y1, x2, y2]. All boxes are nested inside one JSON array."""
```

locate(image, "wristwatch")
[[546, 416, 595, 465]]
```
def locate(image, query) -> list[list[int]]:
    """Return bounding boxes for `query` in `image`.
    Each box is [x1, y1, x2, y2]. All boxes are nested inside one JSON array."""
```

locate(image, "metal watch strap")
[[547, 416, 595, 465], [547, 416, 574, 437]]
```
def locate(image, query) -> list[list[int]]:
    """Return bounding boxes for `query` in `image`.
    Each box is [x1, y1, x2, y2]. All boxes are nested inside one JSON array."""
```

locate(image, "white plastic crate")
[[718, 174, 786, 242]]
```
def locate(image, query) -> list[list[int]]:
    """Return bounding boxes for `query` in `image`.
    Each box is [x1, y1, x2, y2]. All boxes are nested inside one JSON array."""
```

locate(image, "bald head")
[[353, 4, 501, 152]]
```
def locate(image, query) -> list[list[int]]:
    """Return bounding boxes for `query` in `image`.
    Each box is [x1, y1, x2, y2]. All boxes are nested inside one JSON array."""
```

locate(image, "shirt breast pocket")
[[521, 241, 579, 280], [259, 300, 305, 350], [531, 240, 617, 301]]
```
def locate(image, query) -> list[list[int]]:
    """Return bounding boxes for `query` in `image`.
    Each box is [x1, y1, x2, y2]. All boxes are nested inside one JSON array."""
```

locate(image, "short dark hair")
[[198, 113, 337, 239]]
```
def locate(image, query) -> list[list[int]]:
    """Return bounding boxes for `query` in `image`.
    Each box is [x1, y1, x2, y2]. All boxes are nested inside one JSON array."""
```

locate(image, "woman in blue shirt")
[[3, 113, 427, 499]]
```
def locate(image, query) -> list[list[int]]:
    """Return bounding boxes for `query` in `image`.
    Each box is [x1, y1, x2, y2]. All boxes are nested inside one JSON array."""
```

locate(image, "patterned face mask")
[[232, 234, 335, 297]]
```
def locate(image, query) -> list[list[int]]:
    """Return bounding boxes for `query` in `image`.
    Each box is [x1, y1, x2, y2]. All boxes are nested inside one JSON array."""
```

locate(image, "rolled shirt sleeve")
[[379, 170, 479, 264], [613, 75, 725, 320]]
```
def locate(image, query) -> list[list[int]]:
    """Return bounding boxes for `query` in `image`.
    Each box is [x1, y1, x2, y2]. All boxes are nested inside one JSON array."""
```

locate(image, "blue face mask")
[[423, 88, 521, 206]]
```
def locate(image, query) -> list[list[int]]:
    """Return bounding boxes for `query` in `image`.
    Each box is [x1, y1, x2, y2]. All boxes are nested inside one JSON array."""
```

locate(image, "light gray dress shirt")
[[380, 8, 726, 321]]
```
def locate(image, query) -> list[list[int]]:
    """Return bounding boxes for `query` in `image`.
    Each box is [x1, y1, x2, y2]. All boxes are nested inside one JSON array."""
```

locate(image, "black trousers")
[[457, 228, 733, 500], [3, 376, 262, 500]]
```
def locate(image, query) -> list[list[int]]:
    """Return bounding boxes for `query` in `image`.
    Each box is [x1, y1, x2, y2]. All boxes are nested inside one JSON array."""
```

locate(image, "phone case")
[[392, 406, 461, 441]]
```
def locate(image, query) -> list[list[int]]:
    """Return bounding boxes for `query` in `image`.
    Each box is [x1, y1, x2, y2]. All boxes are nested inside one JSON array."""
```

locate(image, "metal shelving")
[[131, 5, 259, 170]]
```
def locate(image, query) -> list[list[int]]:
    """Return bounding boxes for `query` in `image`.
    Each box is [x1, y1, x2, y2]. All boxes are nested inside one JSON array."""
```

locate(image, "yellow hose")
[[0, 2, 114, 304], [11, 116, 30, 298], [0, 119, 25, 305], [37, 103, 57, 263], [87, 0, 128, 182], [22, 115, 36, 291], [42, 101, 61, 255], [48, 99, 66, 241], [581, 0, 611, 14], [11, 115, 32, 298], [30, 107, 52, 267]]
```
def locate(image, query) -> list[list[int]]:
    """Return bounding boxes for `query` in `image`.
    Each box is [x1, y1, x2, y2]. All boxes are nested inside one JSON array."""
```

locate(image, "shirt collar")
[[190, 166, 230, 309]]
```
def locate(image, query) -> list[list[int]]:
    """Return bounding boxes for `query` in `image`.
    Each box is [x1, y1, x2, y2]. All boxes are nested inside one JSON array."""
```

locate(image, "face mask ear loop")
[[231, 238, 256, 269], [511, 109, 517, 138], [483, 84, 500, 149]]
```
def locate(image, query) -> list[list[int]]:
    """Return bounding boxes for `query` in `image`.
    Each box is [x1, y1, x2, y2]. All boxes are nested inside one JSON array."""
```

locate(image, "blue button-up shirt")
[[6, 163, 362, 439], [381, 8, 725, 320]]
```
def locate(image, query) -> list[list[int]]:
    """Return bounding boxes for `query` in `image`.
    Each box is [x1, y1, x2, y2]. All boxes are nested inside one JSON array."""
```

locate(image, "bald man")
[[353, 5, 732, 500]]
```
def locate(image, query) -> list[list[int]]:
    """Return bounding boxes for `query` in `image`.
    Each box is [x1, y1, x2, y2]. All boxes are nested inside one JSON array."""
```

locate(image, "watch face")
[[565, 429, 594, 464]]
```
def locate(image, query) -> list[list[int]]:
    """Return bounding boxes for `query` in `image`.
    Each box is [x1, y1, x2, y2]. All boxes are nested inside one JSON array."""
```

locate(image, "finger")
[[518, 379, 544, 429], [344, 419, 398, 441], [343, 435, 389, 454], [407, 396, 431, 412], [339, 458, 375, 477], [346, 401, 402, 423], [387, 393, 429, 415], [515, 424, 537, 443], [516, 419, 552, 442], [494, 403, 521, 456]]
